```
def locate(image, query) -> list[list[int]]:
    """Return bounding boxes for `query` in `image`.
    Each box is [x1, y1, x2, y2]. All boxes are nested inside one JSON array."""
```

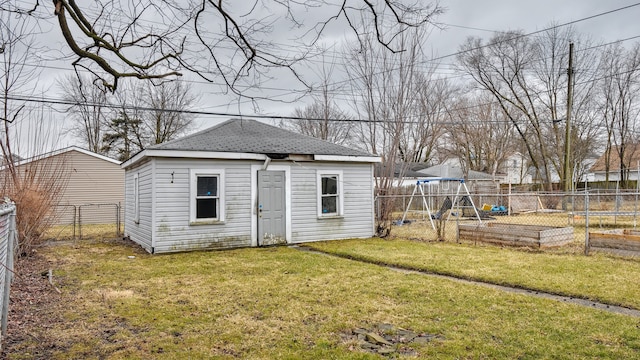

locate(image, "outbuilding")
[[3, 146, 123, 225], [121, 119, 380, 253]]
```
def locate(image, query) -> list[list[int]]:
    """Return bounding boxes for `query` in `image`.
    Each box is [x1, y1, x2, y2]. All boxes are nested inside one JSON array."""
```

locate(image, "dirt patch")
[[1, 250, 67, 358], [341, 323, 442, 356]]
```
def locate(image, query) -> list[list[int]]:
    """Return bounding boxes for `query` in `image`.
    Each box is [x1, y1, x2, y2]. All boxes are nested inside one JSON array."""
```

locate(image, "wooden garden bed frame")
[[588, 229, 640, 256], [458, 223, 574, 248]]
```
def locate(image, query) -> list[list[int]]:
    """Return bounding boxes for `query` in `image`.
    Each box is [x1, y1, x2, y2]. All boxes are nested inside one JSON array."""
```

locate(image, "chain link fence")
[[49, 203, 122, 240], [0, 203, 16, 348], [381, 186, 640, 256]]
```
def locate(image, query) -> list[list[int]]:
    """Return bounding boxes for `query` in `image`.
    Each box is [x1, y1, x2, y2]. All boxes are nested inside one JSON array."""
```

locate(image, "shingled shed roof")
[[122, 119, 379, 169], [590, 144, 640, 172], [150, 118, 372, 157]]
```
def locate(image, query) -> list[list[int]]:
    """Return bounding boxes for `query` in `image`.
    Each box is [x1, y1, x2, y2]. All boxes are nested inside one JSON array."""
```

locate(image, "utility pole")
[[563, 42, 574, 193]]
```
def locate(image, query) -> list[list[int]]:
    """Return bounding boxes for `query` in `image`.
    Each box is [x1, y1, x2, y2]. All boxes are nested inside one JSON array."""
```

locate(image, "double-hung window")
[[317, 170, 343, 217], [190, 169, 225, 223]]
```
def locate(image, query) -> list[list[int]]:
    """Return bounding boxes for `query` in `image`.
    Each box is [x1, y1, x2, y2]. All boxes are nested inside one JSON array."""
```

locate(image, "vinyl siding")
[[124, 157, 375, 253], [60, 151, 123, 207], [9, 149, 123, 224], [123, 160, 154, 252], [65, 151, 124, 224], [151, 158, 253, 253], [289, 162, 375, 243]]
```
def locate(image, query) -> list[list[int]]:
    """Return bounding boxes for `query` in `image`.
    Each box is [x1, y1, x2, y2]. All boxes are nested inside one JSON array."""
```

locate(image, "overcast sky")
[[203, 1, 640, 118], [434, 0, 639, 55], [10, 1, 640, 154], [217, 0, 640, 124]]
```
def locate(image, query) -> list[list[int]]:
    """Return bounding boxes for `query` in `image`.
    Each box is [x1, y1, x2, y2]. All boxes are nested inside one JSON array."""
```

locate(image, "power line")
[[20, 1, 640, 94], [5, 94, 517, 125], [5, 2, 640, 122]]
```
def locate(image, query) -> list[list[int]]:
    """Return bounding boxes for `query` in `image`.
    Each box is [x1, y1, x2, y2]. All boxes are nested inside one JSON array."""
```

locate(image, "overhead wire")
[[4, 1, 640, 123]]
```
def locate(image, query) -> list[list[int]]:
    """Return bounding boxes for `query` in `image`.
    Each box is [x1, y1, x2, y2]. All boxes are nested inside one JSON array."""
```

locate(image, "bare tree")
[[287, 102, 353, 146], [457, 26, 597, 190], [408, 74, 452, 163], [597, 42, 640, 187], [0, 12, 68, 255], [102, 80, 197, 161], [144, 80, 198, 145], [7, 1, 442, 94], [443, 95, 515, 179], [348, 26, 445, 237], [58, 74, 110, 154], [282, 57, 353, 146]]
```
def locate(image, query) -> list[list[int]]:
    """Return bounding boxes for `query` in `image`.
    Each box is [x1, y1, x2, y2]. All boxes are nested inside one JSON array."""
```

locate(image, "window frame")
[[316, 170, 344, 218], [133, 173, 140, 224], [190, 169, 225, 224]]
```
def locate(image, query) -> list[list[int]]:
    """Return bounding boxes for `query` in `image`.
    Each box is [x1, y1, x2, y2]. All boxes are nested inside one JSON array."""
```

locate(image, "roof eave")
[[314, 154, 381, 163], [121, 149, 269, 169], [5, 146, 120, 169], [121, 149, 381, 169]]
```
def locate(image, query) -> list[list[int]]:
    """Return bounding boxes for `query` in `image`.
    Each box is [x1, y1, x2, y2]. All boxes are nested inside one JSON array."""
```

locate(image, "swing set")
[[399, 178, 483, 229]]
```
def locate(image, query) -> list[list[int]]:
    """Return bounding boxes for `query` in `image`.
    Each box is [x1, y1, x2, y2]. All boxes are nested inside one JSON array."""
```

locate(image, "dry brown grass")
[[44, 223, 121, 241], [391, 210, 639, 255], [6, 237, 640, 359]]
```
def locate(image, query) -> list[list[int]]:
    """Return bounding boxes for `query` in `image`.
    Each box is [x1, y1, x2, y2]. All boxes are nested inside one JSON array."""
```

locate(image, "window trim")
[[316, 170, 344, 218], [133, 173, 140, 224], [190, 169, 225, 224]]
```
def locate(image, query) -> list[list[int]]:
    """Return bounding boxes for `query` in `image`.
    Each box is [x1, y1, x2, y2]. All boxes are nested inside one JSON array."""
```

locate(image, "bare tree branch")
[[35, 1, 443, 95]]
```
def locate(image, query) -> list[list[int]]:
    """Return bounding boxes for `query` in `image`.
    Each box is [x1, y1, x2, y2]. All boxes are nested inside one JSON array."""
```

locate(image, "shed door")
[[258, 170, 286, 246]]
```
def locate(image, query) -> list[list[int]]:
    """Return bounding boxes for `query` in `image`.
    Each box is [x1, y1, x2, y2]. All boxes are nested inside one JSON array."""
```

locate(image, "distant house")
[[4, 146, 123, 224], [121, 119, 380, 254], [374, 163, 432, 187], [417, 164, 498, 193], [590, 144, 640, 182], [417, 164, 493, 181], [502, 152, 534, 184]]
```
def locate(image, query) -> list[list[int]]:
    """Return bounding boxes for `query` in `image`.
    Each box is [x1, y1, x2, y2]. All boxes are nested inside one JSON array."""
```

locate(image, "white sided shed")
[[121, 119, 380, 253]]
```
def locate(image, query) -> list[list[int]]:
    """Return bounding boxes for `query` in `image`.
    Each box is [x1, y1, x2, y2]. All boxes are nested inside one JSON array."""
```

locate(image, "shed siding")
[[151, 158, 254, 253], [123, 160, 154, 252], [289, 162, 375, 242], [9, 149, 124, 224], [125, 158, 375, 253], [61, 151, 124, 207], [64, 151, 124, 224]]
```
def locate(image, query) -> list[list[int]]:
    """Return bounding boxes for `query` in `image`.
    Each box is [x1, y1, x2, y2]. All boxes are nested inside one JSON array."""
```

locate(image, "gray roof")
[[150, 119, 373, 157], [418, 164, 494, 180], [374, 163, 432, 178]]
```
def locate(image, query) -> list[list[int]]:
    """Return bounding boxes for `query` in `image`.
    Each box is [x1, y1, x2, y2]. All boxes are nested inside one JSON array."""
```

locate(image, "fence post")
[[1, 206, 16, 340], [78, 205, 82, 240], [584, 190, 590, 256], [73, 205, 77, 240], [117, 202, 121, 237]]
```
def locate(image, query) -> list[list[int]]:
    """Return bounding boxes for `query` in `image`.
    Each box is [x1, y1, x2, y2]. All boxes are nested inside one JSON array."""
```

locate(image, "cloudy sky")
[[8, 0, 640, 154], [435, 0, 638, 54], [200, 0, 640, 123]]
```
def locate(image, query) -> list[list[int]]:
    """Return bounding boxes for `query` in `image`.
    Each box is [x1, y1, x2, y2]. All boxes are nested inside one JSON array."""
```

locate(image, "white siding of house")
[[591, 171, 640, 182], [123, 160, 154, 252], [289, 162, 375, 243], [125, 158, 375, 253], [151, 158, 254, 253]]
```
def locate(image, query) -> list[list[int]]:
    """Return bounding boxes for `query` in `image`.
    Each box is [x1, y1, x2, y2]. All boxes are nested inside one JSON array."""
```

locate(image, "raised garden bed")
[[458, 223, 574, 248], [589, 229, 640, 256]]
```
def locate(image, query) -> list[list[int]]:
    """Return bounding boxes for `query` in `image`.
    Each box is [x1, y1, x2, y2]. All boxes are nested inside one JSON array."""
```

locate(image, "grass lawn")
[[304, 237, 640, 310], [7, 238, 640, 359]]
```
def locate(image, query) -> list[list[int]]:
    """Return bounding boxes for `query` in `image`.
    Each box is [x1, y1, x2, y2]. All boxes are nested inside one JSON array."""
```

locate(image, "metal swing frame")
[[399, 178, 482, 229]]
